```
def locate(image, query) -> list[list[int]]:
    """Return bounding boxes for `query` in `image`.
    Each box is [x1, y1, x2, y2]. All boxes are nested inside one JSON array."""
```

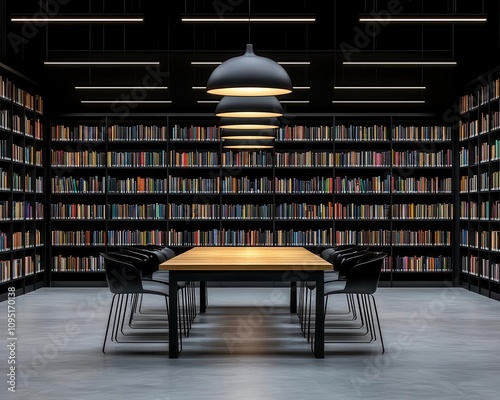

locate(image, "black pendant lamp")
[[221, 129, 276, 140], [223, 138, 275, 149], [219, 117, 280, 130], [216, 96, 283, 118], [207, 44, 293, 97]]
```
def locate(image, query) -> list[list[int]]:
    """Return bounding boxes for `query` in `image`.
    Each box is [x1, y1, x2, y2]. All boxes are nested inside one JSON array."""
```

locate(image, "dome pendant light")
[[219, 117, 280, 130], [216, 96, 283, 118], [221, 129, 276, 140], [206, 44, 293, 96], [223, 138, 275, 150]]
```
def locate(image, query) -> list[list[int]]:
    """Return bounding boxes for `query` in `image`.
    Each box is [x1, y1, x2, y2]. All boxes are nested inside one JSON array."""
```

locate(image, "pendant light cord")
[[248, 0, 251, 43]]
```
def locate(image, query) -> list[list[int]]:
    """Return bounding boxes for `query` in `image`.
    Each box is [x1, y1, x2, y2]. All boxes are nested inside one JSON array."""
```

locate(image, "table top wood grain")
[[159, 247, 333, 271]]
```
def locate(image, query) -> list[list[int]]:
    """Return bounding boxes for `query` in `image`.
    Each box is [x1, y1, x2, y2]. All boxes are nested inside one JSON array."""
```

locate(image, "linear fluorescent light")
[[344, 61, 457, 66], [82, 100, 172, 104], [193, 86, 309, 90], [359, 16, 487, 23], [45, 61, 160, 65], [281, 100, 310, 104], [11, 16, 144, 22], [192, 61, 310, 65], [197, 101, 220, 104], [332, 100, 425, 104], [191, 62, 222, 65], [182, 17, 315, 23], [76, 86, 168, 90], [334, 86, 426, 90]]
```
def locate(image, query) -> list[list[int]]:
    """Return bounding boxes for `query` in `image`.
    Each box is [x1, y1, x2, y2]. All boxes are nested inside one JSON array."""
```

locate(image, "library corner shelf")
[[459, 65, 500, 300], [0, 63, 45, 301]]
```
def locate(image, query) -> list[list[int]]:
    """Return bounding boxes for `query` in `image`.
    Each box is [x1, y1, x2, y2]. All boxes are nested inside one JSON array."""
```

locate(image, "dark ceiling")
[[2, 0, 500, 117]]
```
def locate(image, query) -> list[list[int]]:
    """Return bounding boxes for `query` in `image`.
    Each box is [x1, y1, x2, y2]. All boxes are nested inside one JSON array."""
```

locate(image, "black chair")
[[150, 247, 197, 335], [119, 246, 195, 337], [101, 253, 183, 354], [297, 246, 369, 335], [308, 252, 387, 354], [128, 246, 197, 336], [301, 249, 375, 339]]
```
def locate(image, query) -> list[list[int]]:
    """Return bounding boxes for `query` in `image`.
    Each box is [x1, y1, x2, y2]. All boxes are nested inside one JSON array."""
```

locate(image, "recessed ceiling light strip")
[[193, 86, 308, 90], [277, 62, 311, 65], [344, 61, 456, 66], [11, 16, 144, 23], [81, 100, 172, 104], [182, 17, 315, 23], [76, 86, 168, 90], [334, 86, 426, 90], [332, 100, 425, 104], [46, 62, 160, 66], [46, 61, 160, 65], [191, 61, 310, 65], [359, 16, 487, 23]]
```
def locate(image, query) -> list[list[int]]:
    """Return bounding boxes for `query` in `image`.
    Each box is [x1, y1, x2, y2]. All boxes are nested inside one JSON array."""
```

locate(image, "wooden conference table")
[[159, 247, 333, 358]]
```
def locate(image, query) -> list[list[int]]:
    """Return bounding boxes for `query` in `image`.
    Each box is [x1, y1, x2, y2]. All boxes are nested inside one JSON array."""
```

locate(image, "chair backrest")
[[327, 245, 358, 262], [119, 248, 159, 276], [123, 246, 160, 258], [105, 251, 148, 268], [320, 247, 336, 260], [336, 250, 375, 276], [145, 249, 168, 263], [159, 247, 176, 260], [329, 246, 370, 269], [343, 253, 387, 294], [101, 253, 144, 294]]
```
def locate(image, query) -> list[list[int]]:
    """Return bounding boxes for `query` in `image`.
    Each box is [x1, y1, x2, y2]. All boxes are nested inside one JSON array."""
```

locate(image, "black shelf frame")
[[44, 113, 454, 287], [0, 63, 46, 297], [458, 65, 500, 299]]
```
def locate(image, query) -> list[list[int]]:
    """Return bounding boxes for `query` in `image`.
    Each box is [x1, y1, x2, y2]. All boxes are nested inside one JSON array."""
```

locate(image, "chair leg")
[[348, 294, 357, 320], [306, 288, 314, 342], [370, 294, 385, 354], [304, 287, 310, 338], [112, 294, 125, 342], [138, 294, 145, 314], [181, 288, 189, 338], [119, 294, 130, 337], [297, 282, 303, 320], [357, 294, 371, 339], [128, 294, 139, 327], [102, 295, 116, 354], [189, 282, 196, 323]]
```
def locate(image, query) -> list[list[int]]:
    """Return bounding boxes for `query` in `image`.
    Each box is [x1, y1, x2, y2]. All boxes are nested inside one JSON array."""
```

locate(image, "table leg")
[[289, 281, 297, 313], [200, 281, 207, 313], [314, 272, 324, 358], [169, 274, 179, 358]]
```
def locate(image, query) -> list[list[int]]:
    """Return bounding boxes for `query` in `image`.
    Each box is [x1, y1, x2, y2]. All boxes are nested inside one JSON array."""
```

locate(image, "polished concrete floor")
[[0, 286, 499, 400]]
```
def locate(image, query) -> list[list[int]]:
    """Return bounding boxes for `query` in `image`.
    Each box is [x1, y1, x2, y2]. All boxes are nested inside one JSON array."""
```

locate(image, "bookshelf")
[[48, 113, 453, 287], [459, 66, 500, 300], [0, 63, 45, 300]]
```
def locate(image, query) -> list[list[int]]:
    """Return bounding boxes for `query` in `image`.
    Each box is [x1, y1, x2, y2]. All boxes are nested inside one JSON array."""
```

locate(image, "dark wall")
[[1, 0, 499, 117]]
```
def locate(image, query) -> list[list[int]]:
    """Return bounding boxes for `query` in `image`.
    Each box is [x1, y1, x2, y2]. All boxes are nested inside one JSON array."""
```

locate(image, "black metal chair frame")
[[297, 246, 369, 336], [101, 253, 183, 354], [307, 253, 387, 353]]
